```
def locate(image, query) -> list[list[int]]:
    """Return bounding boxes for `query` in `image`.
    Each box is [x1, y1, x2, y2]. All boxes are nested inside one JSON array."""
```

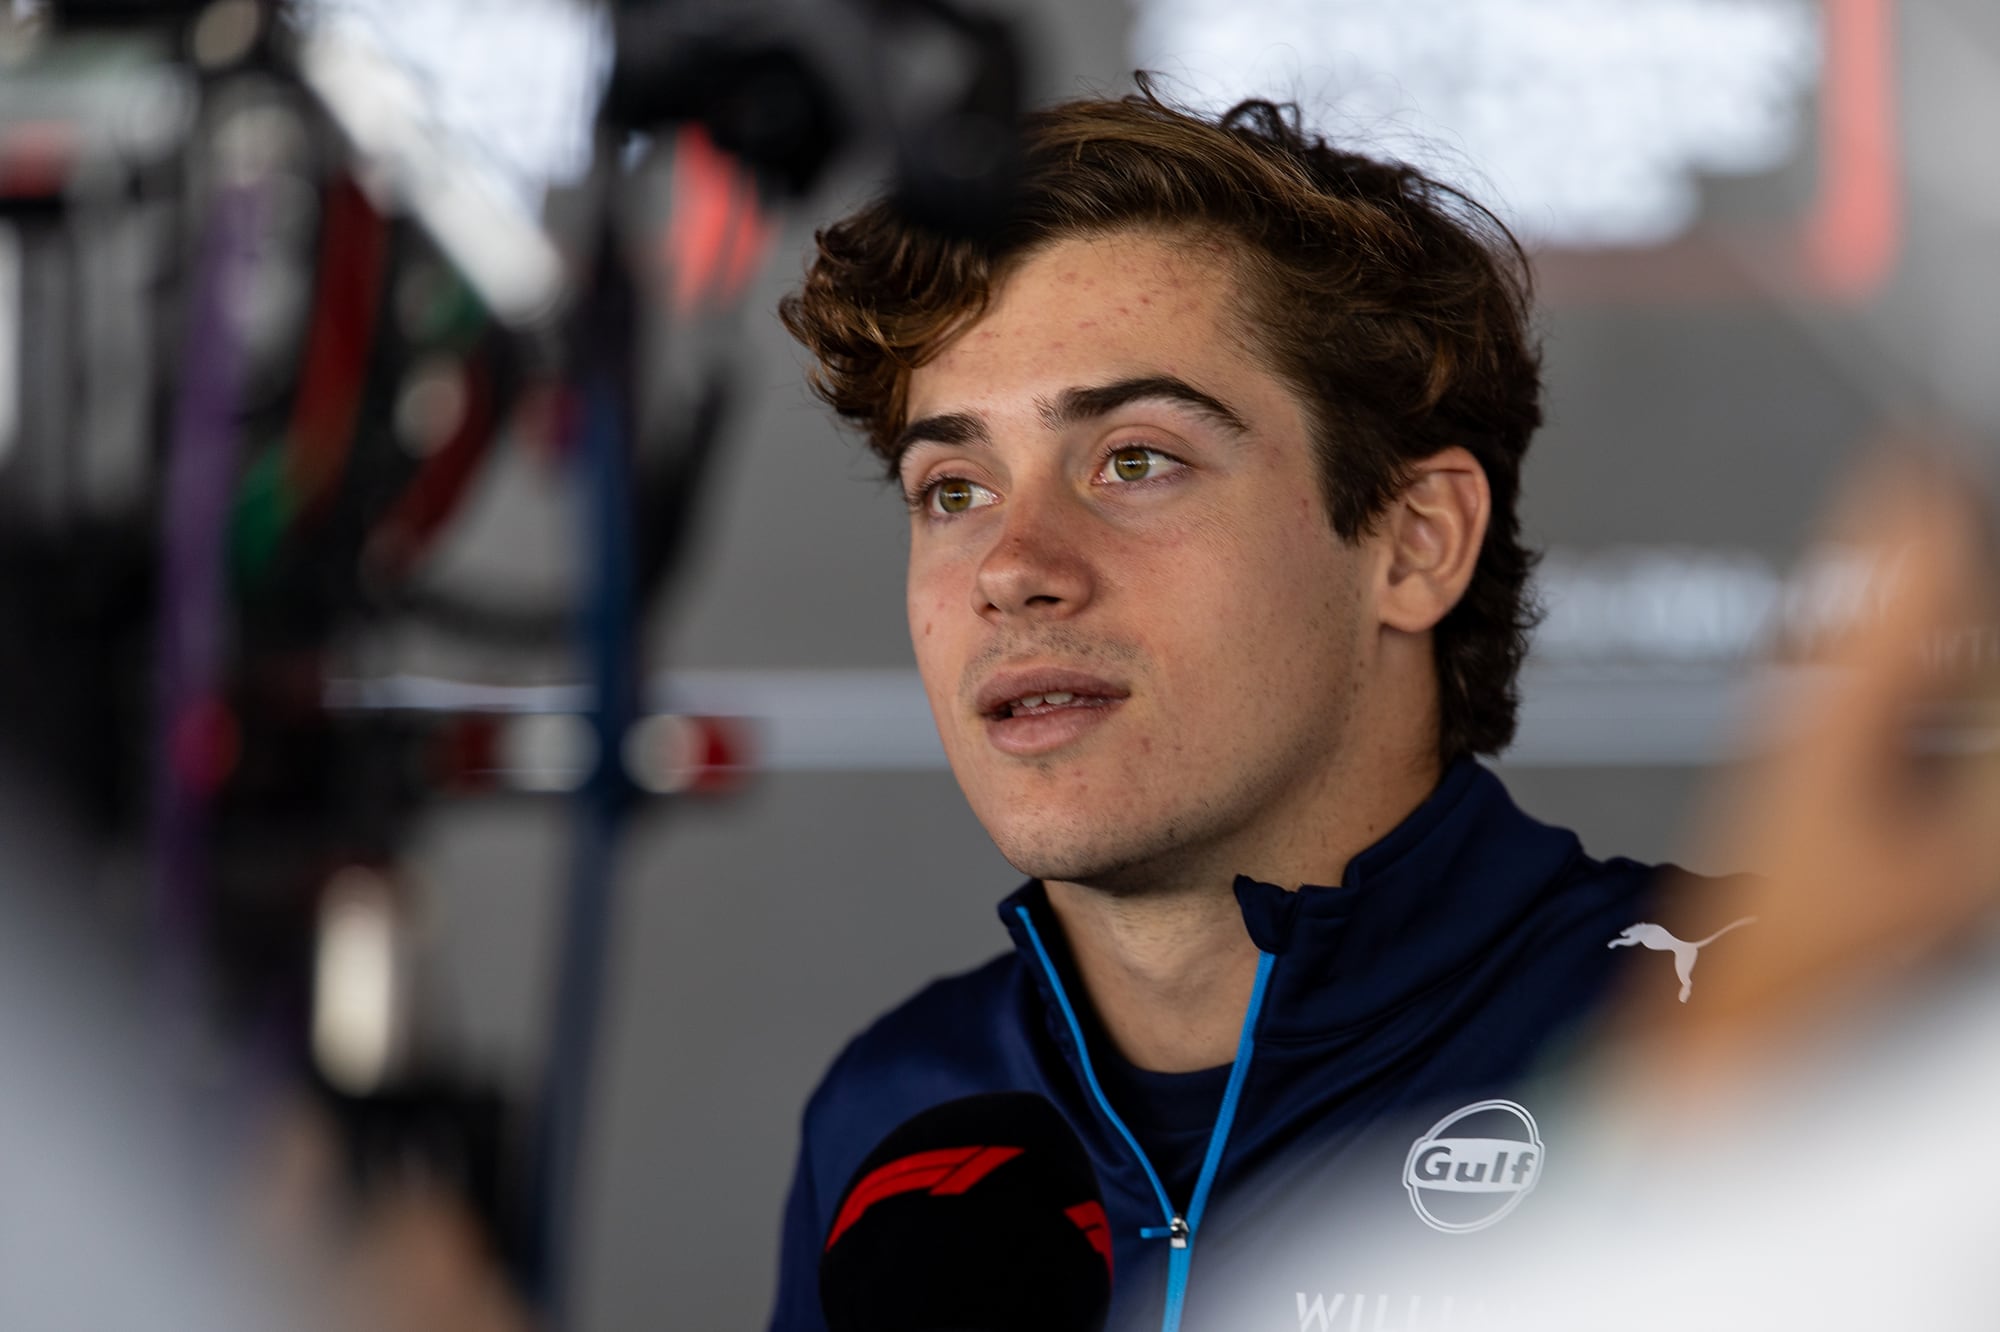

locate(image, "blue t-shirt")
[[1098, 1055, 1230, 1212]]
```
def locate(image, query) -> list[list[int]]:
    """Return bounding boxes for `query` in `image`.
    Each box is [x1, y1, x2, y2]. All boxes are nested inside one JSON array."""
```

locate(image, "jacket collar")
[[997, 760, 1581, 1047]]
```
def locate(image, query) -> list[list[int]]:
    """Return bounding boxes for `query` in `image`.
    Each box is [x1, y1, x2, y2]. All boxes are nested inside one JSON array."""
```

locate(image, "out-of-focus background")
[[1, 0, 1994, 1327]]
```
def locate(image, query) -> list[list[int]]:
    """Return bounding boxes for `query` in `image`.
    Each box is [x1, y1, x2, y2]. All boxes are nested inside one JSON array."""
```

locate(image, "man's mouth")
[[988, 690, 1120, 720], [973, 669, 1130, 755], [974, 669, 1130, 719]]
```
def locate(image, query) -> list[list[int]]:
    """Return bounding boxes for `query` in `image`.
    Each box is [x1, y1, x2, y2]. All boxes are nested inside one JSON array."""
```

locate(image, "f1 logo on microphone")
[[824, 1146, 1022, 1250], [822, 1143, 1115, 1279]]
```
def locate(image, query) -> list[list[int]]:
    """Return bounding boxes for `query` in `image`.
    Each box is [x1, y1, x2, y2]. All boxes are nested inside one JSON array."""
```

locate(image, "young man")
[[769, 87, 1728, 1330]]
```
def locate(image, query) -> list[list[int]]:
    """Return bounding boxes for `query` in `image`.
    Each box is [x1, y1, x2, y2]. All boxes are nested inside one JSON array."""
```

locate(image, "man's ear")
[[1376, 446, 1490, 634]]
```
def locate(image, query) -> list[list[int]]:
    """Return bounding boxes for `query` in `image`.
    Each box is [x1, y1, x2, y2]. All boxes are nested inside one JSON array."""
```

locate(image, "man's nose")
[[972, 486, 1095, 620]]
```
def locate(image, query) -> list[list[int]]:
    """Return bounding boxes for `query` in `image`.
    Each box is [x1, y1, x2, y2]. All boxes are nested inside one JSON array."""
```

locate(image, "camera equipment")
[[0, 2, 1027, 1326]]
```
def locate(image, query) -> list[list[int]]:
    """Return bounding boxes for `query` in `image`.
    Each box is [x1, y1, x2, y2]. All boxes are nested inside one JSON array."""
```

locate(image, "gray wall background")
[[375, 1, 2000, 1327]]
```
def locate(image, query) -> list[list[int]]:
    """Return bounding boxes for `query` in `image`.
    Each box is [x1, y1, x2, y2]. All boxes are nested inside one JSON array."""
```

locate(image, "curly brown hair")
[[779, 79, 1544, 761]]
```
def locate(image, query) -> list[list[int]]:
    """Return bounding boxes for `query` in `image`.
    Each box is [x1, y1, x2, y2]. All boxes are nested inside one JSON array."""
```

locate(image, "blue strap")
[[1162, 1244, 1195, 1331], [1015, 904, 1280, 1332], [1014, 906, 1177, 1225], [1161, 951, 1275, 1331], [1184, 950, 1277, 1236]]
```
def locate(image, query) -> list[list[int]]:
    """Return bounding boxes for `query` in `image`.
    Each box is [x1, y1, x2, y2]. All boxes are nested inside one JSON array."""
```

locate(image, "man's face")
[[899, 230, 1387, 891]]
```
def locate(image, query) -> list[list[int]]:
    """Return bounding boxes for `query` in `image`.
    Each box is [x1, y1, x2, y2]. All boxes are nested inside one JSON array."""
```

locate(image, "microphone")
[[819, 1092, 1113, 1332]]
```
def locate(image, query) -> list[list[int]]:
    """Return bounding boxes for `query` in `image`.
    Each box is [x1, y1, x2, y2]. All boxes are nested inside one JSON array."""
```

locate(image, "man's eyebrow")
[[889, 376, 1246, 471], [891, 411, 989, 469], [1042, 376, 1249, 435]]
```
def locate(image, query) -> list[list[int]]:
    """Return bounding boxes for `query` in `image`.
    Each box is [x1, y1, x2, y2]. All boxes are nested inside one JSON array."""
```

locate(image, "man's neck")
[[1042, 754, 1441, 1073], [1043, 879, 1261, 1073]]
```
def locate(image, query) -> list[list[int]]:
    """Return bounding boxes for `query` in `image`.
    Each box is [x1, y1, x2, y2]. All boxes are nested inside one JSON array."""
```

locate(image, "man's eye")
[[925, 478, 997, 515], [1100, 446, 1180, 484]]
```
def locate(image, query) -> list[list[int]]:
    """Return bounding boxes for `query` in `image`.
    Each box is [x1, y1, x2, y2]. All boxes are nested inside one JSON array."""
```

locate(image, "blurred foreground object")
[[1509, 440, 2000, 1331], [254, 1098, 535, 1332], [0, 758, 287, 1332], [0, 2, 1029, 1329], [1606, 441, 2000, 1113]]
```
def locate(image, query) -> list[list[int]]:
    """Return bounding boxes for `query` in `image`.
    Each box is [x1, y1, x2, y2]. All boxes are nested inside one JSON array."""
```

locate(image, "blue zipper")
[[1015, 905, 1277, 1332]]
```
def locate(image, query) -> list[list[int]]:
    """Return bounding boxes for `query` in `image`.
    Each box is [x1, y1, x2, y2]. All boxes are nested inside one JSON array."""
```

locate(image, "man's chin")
[[987, 826, 1186, 898], [961, 768, 1213, 892]]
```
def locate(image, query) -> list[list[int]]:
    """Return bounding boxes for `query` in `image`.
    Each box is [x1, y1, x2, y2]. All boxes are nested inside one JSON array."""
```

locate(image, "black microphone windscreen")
[[819, 1092, 1112, 1332]]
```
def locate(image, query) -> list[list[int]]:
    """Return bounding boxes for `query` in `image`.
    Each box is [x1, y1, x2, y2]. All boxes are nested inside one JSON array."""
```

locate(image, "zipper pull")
[[1167, 1214, 1189, 1249]]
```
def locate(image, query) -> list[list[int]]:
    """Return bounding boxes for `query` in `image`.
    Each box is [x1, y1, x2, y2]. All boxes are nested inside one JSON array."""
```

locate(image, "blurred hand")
[[251, 1098, 536, 1332], [1614, 447, 2000, 1106], [337, 1184, 536, 1332]]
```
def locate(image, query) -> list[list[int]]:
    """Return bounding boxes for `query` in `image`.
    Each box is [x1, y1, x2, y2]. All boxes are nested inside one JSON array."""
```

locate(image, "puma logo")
[[1607, 917, 1758, 1002]]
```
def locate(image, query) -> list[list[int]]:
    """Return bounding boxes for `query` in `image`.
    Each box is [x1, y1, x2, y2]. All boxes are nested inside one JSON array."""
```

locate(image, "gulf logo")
[[1401, 1099, 1543, 1234]]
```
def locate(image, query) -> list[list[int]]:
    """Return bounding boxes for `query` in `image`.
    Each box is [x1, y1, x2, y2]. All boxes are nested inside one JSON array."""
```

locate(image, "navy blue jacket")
[[769, 762, 1686, 1330]]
